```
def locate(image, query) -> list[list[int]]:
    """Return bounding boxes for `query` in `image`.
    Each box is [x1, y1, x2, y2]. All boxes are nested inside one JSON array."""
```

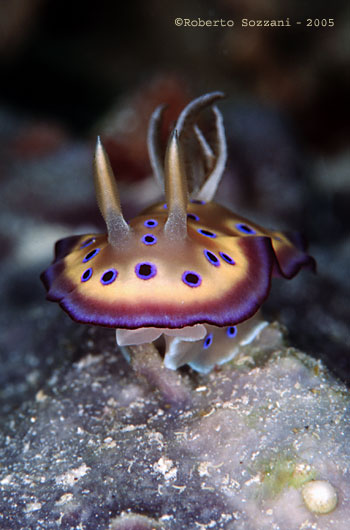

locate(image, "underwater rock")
[[0, 101, 349, 529], [0, 322, 349, 529]]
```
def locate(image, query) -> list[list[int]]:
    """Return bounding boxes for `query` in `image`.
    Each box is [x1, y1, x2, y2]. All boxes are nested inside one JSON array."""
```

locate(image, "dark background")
[[0, 0, 349, 415], [1, 0, 349, 145]]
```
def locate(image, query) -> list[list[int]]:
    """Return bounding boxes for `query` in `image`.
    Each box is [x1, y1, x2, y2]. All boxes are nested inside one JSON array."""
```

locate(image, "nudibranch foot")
[[116, 324, 206, 347], [41, 92, 316, 375], [127, 342, 192, 407], [118, 311, 268, 375], [164, 310, 268, 373]]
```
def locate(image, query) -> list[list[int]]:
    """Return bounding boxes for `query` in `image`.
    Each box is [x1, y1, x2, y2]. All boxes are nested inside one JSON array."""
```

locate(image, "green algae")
[[256, 452, 316, 498]]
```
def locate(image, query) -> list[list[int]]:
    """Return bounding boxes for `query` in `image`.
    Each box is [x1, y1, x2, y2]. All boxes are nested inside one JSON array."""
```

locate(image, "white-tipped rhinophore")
[[164, 130, 188, 240], [93, 137, 130, 247]]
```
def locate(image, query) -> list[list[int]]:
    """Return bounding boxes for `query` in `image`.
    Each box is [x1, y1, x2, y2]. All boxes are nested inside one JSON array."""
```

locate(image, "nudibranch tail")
[[93, 137, 130, 247], [164, 130, 188, 239]]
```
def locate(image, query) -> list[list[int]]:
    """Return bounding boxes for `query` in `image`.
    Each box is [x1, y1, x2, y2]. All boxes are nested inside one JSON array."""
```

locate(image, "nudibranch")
[[41, 92, 315, 374]]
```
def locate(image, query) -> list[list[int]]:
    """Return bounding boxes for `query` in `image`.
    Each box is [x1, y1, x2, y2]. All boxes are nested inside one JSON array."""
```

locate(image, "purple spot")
[[163, 203, 167, 209], [236, 223, 256, 235], [198, 229, 216, 238], [142, 234, 157, 246], [204, 249, 220, 267], [227, 326, 237, 338], [219, 252, 235, 265], [80, 238, 96, 249], [100, 269, 118, 285], [190, 199, 206, 205], [203, 333, 213, 349], [81, 268, 93, 282], [135, 262, 157, 280], [182, 271, 202, 287], [187, 213, 199, 221], [144, 219, 158, 228], [83, 248, 100, 262]]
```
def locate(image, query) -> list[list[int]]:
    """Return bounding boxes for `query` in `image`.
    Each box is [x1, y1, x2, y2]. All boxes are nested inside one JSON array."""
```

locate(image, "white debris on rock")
[[1, 324, 350, 529], [302, 480, 338, 514]]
